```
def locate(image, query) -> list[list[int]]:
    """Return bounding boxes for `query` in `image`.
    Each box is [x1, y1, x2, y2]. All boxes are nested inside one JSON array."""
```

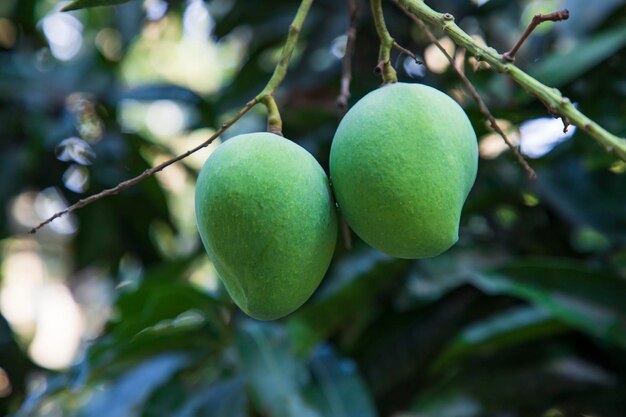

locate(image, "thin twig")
[[337, 0, 359, 113], [392, 41, 421, 64], [30, 0, 316, 234], [502, 9, 570, 62], [408, 13, 537, 179], [29, 100, 259, 234]]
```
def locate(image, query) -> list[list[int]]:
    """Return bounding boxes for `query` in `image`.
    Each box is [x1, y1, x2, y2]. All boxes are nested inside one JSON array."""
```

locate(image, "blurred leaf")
[[468, 258, 626, 347], [170, 377, 247, 417], [433, 306, 570, 371], [237, 321, 320, 417], [531, 25, 626, 87], [306, 345, 378, 417], [288, 250, 409, 355], [89, 279, 228, 369], [62, 0, 136, 11], [114, 84, 204, 104], [78, 353, 190, 417], [534, 157, 626, 239]]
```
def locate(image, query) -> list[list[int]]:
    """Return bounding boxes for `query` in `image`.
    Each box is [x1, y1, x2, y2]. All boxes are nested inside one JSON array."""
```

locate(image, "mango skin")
[[330, 83, 478, 259], [195, 132, 337, 320]]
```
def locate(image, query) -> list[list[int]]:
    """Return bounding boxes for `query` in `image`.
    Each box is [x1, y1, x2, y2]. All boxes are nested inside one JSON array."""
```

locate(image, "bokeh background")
[[1, 0, 626, 415]]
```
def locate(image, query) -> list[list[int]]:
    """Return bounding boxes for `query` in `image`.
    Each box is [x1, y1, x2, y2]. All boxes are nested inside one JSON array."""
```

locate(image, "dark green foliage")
[[2, 0, 626, 416], [61, 0, 136, 12]]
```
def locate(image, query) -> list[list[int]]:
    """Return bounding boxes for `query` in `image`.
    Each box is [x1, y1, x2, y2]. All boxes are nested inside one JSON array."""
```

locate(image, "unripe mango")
[[330, 83, 478, 259], [195, 132, 337, 320]]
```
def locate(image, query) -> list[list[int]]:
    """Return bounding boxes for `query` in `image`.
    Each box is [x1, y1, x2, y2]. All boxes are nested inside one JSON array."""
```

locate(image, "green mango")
[[330, 83, 478, 259], [195, 132, 337, 320]]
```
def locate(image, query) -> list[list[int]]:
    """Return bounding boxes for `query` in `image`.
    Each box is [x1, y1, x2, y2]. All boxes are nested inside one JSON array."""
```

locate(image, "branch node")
[[374, 61, 385, 75], [260, 94, 283, 136], [442, 13, 454, 21], [371, 0, 398, 83]]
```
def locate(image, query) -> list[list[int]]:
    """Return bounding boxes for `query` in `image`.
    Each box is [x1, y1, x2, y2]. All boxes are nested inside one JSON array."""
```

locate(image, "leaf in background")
[[78, 353, 190, 417], [432, 305, 570, 371], [410, 350, 619, 416], [288, 250, 409, 355], [530, 25, 626, 87], [113, 84, 204, 104], [468, 258, 626, 347], [534, 157, 626, 239], [171, 377, 247, 417], [62, 0, 136, 11], [237, 321, 320, 417], [306, 345, 378, 417], [89, 279, 228, 368]]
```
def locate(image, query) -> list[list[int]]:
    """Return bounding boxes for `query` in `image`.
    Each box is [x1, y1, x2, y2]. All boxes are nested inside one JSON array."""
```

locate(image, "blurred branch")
[[30, 0, 315, 234], [392, 0, 626, 161], [502, 9, 570, 62], [408, 14, 537, 179], [337, 0, 359, 112], [337, 0, 360, 250], [371, 0, 398, 83]]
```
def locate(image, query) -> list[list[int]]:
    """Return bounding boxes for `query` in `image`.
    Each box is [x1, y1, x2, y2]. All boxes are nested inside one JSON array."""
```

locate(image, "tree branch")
[[29, 0, 315, 234], [393, 0, 626, 161], [371, 0, 397, 83], [502, 9, 570, 62], [407, 13, 536, 179], [392, 40, 421, 64], [337, 0, 359, 112], [260, 95, 283, 136]]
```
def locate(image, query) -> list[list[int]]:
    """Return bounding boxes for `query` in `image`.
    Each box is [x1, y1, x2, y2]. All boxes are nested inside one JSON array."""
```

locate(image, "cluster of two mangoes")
[[195, 83, 478, 320]]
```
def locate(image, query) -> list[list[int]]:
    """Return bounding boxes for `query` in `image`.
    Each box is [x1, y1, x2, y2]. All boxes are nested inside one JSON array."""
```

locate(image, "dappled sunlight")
[[188, 257, 219, 294], [403, 56, 425, 78], [62, 165, 90, 194], [519, 117, 576, 158], [120, 14, 223, 95], [41, 6, 83, 61], [478, 119, 520, 159], [0, 18, 16, 49], [0, 369, 12, 398], [183, 0, 214, 40], [1, 249, 45, 337], [33, 188, 77, 235], [55, 137, 95, 165], [424, 36, 455, 74], [28, 283, 85, 370], [146, 100, 188, 138], [95, 28, 123, 61]]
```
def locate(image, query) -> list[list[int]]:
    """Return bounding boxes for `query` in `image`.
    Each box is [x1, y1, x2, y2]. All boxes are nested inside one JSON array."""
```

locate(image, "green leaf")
[[468, 258, 626, 347], [433, 306, 570, 371], [61, 0, 136, 11], [171, 378, 247, 417], [79, 354, 190, 417], [88, 279, 229, 369], [288, 251, 409, 355], [306, 345, 378, 417], [237, 321, 320, 417], [530, 25, 626, 87]]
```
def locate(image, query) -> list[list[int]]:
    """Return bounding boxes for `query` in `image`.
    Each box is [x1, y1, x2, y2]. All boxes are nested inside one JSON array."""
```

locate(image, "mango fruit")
[[330, 82, 478, 259], [195, 132, 337, 320]]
